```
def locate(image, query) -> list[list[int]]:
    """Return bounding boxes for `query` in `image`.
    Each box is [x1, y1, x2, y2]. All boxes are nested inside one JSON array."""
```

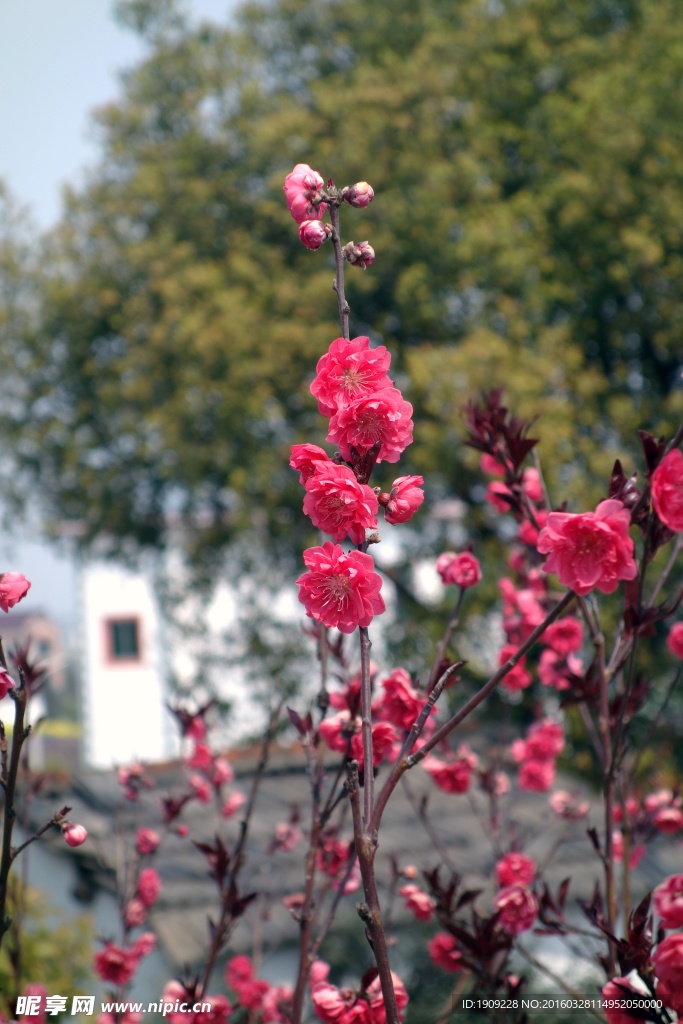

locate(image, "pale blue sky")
[[0, 0, 236, 226], [0, 0, 236, 629]]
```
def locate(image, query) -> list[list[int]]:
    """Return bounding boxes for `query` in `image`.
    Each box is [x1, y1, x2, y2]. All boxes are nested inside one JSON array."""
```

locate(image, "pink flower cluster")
[[422, 744, 479, 794], [398, 883, 436, 922], [309, 960, 408, 1024], [652, 449, 683, 532], [284, 164, 374, 258], [180, 721, 243, 820], [94, 933, 156, 986], [511, 719, 565, 793]]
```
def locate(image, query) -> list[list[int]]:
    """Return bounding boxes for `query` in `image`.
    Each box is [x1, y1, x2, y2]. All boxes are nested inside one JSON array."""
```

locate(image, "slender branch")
[[359, 626, 374, 827], [0, 681, 29, 948], [650, 534, 683, 607], [329, 204, 349, 340], [10, 813, 67, 863], [578, 702, 604, 769], [371, 591, 574, 834], [347, 763, 399, 1024], [429, 590, 465, 690]]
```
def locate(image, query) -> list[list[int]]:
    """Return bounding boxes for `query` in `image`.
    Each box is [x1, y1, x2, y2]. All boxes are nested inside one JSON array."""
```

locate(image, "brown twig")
[[329, 203, 349, 341], [0, 677, 29, 949], [401, 775, 457, 875], [347, 763, 400, 1024], [309, 850, 358, 960]]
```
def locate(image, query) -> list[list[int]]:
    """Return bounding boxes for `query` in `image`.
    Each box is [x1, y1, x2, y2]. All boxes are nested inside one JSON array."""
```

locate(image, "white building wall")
[[80, 560, 173, 769]]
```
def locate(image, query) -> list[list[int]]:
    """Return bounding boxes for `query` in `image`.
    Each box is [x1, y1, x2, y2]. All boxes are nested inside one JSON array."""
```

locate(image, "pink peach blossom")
[[428, 932, 463, 972], [290, 443, 332, 484], [0, 572, 31, 613], [602, 979, 643, 1024], [262, 986, 293, 1024], [486, 481, 512, 514], [480, 453, 506, 476], [651, 448, 683, 532], [498, 644, 532, 692], [310, 984, 347, 1024], [398, 883, 436, 922], [124, 898, 147, 928], [222, 790, 246, 818], [94, 943, 139, 985], [343, 240, 375, 269], [493, 884, 538, 934], [538, 648, 581, 690], [549, 790, 589, 819], [63, 823, 88, 847], [666, 622, 683, 659], [273, 822, 302, 851], [190, 775, 211, 803], [537, 499, 637, 596], [187, 741, 213, 772], [524, 720, 565, 760], [436, 551, 481, 588], [0, 669, 14, 700], [644, 789, 675, 813], [366, 972, 409, 1024], [299, 219, 329, 250], [137, 867, 161, 907], [343, 182, 374, 208], [296, 543, 385, 634], [383, 476, 425, 525], [310, 961, 331, 987], [422, 745, 478, 794], [350, 721, 399, 768], [522, 467, 543, 503], [542, 617, 584, 656], [303, 463, 378, 545], [495, 852, 536, 887], [318, 711, 354, 753], [283, 164, 326, 223], [653, 932, 683, 987], [378, 668, 433, 732], [653, 806, 683, 835], [311, 337, 392, 417], [327, 388, 413, 465], [136, 828, 160, 855], [654, 874, 683, 929], [518, 759, 555, 792], [212, 758, 234, 786]]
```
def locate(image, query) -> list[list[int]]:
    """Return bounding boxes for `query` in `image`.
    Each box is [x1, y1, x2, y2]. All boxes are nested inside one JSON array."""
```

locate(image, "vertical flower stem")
[[359, 626, 374, 826], [347, 763, 400, 1024], [0, 671, 29, 951], [329, 203, 349, 341]]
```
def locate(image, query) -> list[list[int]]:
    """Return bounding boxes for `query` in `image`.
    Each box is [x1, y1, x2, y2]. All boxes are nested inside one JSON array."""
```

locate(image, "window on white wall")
[[106, 619, 141, 662]]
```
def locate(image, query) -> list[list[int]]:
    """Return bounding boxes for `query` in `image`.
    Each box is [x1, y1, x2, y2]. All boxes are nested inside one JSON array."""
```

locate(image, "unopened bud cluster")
[[284, 163, 375, 266]]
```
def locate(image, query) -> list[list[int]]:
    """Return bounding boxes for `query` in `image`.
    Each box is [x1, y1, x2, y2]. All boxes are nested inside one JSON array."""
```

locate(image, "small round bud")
[[343, 182, 374, 208], [299, 219, 330, 251], [402, 864, 418, 879], [177, 824, 189, 837], [342, 240, 375, 269], [63, 823, 88, 847]]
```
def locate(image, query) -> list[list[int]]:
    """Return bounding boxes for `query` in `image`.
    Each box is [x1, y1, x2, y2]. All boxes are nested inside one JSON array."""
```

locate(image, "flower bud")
[[402, 864, 418, 879], [342, 240, 375, 269], [299, 219, 331, 251], [63, 823, 88, 847], [343, 182, 374, 208], [0, 572, 31, 613]]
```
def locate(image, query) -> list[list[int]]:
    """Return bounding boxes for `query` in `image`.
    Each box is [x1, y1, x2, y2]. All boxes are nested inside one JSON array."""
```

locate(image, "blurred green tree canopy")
[[3, 0, 683, 568]]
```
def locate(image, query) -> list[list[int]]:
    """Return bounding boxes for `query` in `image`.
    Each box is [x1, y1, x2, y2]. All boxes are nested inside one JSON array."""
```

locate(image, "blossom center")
[[323, 574, 351, 607]]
